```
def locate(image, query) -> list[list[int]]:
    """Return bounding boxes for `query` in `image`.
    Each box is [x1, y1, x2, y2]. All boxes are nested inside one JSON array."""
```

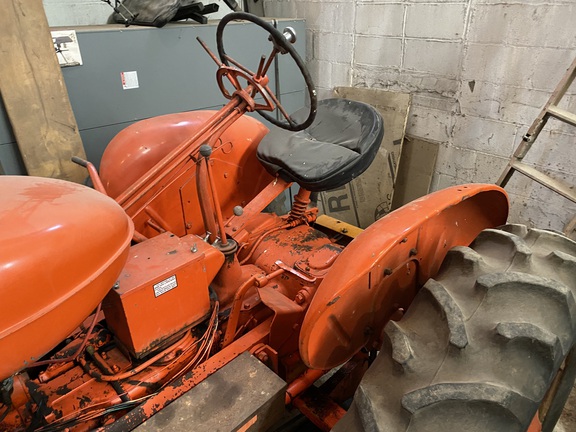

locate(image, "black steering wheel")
[[216, 12, 317, 132]]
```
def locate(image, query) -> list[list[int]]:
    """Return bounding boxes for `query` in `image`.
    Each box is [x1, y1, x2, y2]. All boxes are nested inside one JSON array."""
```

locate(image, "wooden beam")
[[0, 0, 86, 182], [316, 214, 364, 239]]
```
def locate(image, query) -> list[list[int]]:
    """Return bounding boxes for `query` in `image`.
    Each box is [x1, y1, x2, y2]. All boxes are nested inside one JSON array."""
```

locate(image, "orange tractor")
[[1, 12, 575, 432]]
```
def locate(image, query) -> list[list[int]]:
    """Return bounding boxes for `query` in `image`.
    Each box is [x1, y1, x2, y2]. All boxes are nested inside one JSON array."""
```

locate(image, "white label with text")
[[121, 71, 139, 90], [153, 275, 177, 297]]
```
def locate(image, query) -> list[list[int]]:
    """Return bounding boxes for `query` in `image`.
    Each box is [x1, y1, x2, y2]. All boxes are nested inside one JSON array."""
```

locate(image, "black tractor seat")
[[257, 98, 384, 192]]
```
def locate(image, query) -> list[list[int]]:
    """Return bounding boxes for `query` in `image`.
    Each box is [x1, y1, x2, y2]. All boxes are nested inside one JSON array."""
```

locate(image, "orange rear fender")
[[300, 184, 509, 369]]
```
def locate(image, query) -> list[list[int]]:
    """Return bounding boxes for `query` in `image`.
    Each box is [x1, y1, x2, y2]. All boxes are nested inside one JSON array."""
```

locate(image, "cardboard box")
[[391, 135, 439, 211]]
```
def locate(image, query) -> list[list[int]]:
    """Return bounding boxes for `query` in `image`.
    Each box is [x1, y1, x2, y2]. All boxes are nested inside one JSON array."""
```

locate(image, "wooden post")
[[0, 0, 87, 183]]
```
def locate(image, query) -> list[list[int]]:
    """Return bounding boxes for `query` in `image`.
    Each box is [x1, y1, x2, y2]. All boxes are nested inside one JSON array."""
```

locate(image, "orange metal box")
[[103, 233, 224, 358]]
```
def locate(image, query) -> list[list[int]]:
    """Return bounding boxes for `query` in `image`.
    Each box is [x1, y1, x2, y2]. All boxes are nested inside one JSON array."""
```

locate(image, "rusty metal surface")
[[300, 184, 509, 370], [293, 386, 346, 431], [249, 224, 336, 274], [135, 352, 286, 432], [101, 318, 272, 432]]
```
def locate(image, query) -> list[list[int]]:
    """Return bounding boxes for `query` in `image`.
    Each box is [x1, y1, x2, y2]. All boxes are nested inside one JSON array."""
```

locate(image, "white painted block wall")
[[42, 0, 235, 26], [264, 0, 576, 232], [43, 0, 110, 26]]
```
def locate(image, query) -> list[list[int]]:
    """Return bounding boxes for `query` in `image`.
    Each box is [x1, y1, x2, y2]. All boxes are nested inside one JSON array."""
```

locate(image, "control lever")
[[71, 156, 108, 195]]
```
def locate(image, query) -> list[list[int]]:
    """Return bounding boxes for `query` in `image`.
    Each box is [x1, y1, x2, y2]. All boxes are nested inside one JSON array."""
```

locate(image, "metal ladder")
[[496, 56, 576, 234]]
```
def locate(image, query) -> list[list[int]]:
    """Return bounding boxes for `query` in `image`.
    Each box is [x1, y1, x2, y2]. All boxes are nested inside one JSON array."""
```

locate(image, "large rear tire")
[[334, 225, 576, 432]]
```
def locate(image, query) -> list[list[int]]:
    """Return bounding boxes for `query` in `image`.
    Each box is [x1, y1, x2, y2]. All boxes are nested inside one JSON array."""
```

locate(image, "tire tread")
[[334, 226, 576, 432]]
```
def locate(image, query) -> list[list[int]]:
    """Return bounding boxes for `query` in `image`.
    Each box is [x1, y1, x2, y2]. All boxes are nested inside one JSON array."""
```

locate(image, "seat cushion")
[[257, 98, 384, 192]]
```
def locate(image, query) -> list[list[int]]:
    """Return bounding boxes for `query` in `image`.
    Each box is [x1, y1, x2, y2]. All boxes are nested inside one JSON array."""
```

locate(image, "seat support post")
[[288, 187, 312, 222]]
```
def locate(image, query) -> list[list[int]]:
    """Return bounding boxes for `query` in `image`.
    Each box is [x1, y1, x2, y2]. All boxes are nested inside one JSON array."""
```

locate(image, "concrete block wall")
[[263, 0, 576, 232], [42, 0, 236, 26], [43, 0, 110, 26]]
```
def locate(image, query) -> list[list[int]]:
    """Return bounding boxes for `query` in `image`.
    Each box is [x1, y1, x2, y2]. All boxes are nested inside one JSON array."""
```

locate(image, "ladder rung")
[[510, 161, 576, 203], [547, 105, 576, 126]]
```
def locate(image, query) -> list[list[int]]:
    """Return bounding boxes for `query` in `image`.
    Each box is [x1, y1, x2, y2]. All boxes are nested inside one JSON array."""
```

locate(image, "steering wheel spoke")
[[251, 86, 275, 111], [216, 12, 317, 131], [266, 90, 293, 124], [227, 72, 242, 91], [217, 66, 275, 112], [224, 54, 256, 77]]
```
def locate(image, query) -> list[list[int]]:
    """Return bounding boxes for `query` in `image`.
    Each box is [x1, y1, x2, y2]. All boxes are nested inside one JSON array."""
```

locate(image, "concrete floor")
[[555, 386, 576, 431]]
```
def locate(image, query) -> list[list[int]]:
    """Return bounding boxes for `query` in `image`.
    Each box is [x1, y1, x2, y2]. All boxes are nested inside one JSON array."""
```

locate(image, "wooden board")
[[0, 0, 86, 182], [318, 87, 411, 228], [391, 135, 439, 211]]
